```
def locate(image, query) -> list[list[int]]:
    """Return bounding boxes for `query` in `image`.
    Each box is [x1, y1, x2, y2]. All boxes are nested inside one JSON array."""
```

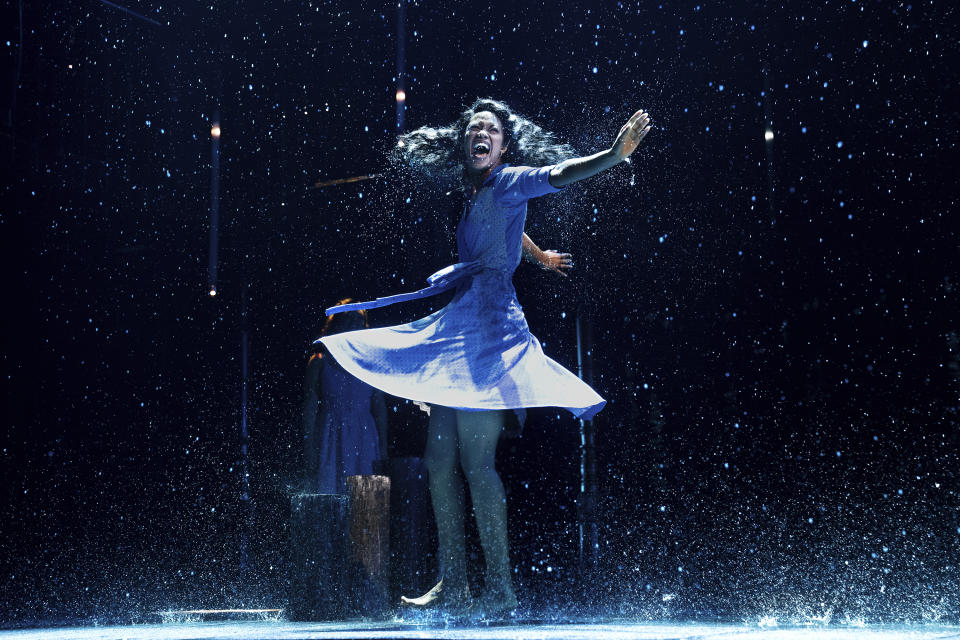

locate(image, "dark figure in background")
[[302, 302, 388, 494]]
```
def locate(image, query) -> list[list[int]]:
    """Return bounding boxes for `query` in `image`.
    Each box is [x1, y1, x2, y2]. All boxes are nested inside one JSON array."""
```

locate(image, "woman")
[[302, 303, 387, 494], [320, 99, 651, 617]]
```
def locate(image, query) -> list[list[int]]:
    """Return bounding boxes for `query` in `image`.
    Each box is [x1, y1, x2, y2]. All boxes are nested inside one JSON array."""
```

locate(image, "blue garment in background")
[[320, 164, 606, 420], [311, 357, 383, 494]]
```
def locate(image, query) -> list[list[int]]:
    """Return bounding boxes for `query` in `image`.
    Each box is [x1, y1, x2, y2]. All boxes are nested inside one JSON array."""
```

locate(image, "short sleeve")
[[494, 165, 562, 205]]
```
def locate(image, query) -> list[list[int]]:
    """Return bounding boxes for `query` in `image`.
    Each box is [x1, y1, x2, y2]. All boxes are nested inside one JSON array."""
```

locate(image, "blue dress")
[[313, 357, 383, 494], [319, 164, 605, 421]]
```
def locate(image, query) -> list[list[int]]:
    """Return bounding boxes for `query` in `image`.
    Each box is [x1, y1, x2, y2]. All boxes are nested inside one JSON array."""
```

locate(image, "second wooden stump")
[[346, 474, 391, 617]]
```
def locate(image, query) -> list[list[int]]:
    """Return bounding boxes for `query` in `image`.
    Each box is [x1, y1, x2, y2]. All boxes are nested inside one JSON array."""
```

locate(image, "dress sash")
[[324, 260, 483, 316]]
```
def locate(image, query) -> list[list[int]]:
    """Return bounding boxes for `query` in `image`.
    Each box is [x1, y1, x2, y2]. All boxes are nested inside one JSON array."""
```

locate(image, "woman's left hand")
[[611, 109, 652, 160], [540, 250, 573, 277]]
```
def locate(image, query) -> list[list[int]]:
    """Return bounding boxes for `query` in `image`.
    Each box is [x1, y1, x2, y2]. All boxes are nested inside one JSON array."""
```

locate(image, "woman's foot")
[[400, 579, 474, 615], [476, 584, 518, 620], [399, 579, 443, 607]]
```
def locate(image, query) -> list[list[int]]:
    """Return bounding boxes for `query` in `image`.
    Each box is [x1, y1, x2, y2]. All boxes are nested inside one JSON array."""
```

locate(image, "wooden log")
[[286, 493, 350, 621], [346, 475, 391, 617]]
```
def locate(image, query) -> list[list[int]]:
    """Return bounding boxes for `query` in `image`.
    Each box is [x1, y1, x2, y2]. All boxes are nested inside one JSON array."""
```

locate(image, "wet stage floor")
[[2, 620, 959, 640]]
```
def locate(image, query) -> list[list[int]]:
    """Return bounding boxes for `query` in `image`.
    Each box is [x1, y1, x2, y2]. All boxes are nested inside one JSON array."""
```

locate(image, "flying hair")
[[396, 98, 575, 187]]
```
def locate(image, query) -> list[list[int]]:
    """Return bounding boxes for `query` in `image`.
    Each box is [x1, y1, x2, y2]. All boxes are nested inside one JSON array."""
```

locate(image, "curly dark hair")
[[396, 98, 574, 186]]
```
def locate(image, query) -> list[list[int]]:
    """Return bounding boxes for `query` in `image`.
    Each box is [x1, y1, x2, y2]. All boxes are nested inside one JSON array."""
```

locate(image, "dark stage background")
[[2, 0, 958, 629]]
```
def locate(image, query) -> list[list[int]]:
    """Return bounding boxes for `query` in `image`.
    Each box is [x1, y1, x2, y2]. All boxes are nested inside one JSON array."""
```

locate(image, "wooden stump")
[[346, 475, 391, 617], [286, 493, 350, 621]]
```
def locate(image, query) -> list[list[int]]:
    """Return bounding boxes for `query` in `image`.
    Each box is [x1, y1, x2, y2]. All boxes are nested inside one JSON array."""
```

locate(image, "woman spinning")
[[319, 99, 651, 618]]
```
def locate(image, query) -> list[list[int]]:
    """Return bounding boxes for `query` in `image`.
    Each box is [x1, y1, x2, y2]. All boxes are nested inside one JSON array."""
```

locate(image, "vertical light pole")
[[239, 287, 251, 572], [207, 112, 221, 297], [576, 297, 599, 574], [761, 64, 776, 222], [395, 0, 406, 137]]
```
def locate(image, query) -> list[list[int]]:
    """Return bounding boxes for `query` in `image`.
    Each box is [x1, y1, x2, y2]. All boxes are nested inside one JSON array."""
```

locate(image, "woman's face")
[[463, 111, 507, 174]]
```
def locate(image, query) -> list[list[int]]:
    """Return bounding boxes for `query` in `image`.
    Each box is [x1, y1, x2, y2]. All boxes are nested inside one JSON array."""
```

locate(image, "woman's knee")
[[456, 409, 502, 482], [459, 450, 498, 485]]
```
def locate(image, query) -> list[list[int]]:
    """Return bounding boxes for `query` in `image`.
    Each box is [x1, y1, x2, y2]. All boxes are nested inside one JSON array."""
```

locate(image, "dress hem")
[[320, 336, 606, 422]]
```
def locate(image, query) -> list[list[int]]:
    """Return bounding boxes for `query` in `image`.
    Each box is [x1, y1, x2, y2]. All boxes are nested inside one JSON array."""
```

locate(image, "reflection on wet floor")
[[2, 621, 960, 640]]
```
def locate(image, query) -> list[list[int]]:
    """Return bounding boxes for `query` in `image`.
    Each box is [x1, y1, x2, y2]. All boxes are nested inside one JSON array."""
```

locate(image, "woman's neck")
[[466, 164, 498, 194]]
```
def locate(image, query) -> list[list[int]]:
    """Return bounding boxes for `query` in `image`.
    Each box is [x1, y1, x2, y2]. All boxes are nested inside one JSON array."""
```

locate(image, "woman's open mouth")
[[471, 141, 491, 160]]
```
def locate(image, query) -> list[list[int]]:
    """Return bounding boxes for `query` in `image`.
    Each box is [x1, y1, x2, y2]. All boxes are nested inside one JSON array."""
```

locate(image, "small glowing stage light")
[[209, 287, 217, 297], [764, 129, 774, 141], [211, 124, 221, 138], [396, 89, 406, 103]]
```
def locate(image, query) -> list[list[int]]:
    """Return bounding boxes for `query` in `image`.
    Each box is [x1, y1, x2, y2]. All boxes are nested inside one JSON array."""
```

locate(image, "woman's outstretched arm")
[[549, 109, 651, 188], [522, 233, 573, 277]]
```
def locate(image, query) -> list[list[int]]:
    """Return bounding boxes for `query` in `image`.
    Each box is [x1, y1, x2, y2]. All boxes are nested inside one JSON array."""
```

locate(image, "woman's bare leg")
[[421, 405, 470, 603], [456, 409, 518, 613]]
